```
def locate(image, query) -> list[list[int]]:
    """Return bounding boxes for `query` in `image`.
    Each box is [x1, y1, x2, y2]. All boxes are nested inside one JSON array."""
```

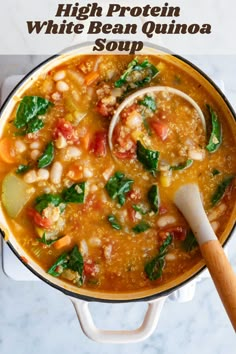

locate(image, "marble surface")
[[0, 54, 236, 354]]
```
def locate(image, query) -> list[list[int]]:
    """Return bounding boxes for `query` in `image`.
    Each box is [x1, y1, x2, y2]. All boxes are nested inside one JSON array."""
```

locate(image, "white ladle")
[[175, 184, 236, 331]]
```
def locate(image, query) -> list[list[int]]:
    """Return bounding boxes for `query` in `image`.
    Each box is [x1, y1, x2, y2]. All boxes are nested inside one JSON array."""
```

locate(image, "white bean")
[[37, 169, 49, 181], [50, 162, 63, 184], [104, 244, 112, 260], [30, 149, 41, 160], [157, 215, 176, 228], [102, 166, 114, 181], [56, 80, 69, 92], [80, 239, 88, 257], [23, 170, 38, 184], [53, 70, 65, 81], [30, 141, 41, 149], [64, 146, 81, 160], [166, 253, 177, 261], [55, 135, 67, 149], [51, 92, 61, 101], [15, 140, 26, 153], [188, 148, 205, 161], [83, 167, 93, 178], [89, 237, 101, 247]]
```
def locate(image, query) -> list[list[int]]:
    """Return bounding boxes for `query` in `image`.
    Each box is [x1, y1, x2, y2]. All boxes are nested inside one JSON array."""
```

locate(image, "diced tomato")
[[27, 208, 52, 229], [84, 261, 98, 276], [159, 226, 187, 241], [127, 188, 142, 201], [112, 123, 120, 141], [114, 149, 136, 160], [53, 118, 77, 142], [90, 131, 107, 157], [82, 193, 103, 212], [150, 121, 169, 141], [96, 100, 112, 117], [127, 205, 137, 223], [159, 205, 168, 215], [120, 104, 139, 123]]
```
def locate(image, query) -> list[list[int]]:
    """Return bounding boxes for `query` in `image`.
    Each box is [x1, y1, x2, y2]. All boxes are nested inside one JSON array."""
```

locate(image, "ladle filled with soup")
[[0, 53, 235, 295]]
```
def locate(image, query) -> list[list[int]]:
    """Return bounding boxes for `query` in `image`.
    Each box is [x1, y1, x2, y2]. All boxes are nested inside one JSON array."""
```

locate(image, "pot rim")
[[0, 44, 235, 303]]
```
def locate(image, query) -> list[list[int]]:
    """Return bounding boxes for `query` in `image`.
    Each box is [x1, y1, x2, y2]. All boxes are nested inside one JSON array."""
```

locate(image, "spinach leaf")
[[26, 116, 44, 134], [170, 159, 193, 171], [147, 185, 160, 213], [105, 172, 133, 206], [47, 246, 84, 281], [16, 164, 30, 174], [132, 221, 150, 234], [47, 252, 69, 277], [107, 214, 122, 230], [62, 182, 86, 203], [206, 105, 222, 153], [211, 176, 234, 206], [145, 234, 172, 280], [14, 96, 52, 134], [35, 193, 64, 214], [136, 141, 159, 175], [132, 204, 148, 215], [138, 95, 157, 112], [38, 141, 54, 168], [67, 246, 84, 275], [115, 59, 159, 89], [38, 233, 57, 246], [182, 230, 198, 252]]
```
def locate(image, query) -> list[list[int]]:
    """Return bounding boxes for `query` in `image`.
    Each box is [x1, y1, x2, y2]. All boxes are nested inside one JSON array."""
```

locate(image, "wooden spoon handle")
[[200, 240, 236, 331]]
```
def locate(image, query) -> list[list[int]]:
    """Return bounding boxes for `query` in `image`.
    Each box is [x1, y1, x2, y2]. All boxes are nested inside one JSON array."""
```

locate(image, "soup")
[[0, 54, 235, 293]]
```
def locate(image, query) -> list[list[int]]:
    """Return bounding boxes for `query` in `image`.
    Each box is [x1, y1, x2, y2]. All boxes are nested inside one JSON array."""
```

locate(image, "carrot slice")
[[0, 137, 16, 164], [53, 235, 71, 250], [84, 71, 99, 86], [80, 131, 90, 150]]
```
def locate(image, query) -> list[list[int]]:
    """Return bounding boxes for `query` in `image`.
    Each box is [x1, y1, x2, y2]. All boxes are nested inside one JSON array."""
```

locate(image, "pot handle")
[[70, 296, 167, 343]]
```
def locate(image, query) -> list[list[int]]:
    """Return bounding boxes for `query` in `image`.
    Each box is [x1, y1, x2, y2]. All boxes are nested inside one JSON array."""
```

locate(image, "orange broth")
[[0, 54, 235, 292]]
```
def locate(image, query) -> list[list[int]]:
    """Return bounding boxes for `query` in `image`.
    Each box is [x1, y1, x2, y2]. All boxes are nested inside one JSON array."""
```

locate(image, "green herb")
[[136, 140, 159, 175], [138, 95, 157, 112], [38, 141, 54, 168], [211, 176, 234, 206], [115, 59, 159, 89], [107, 214, 122, 230], [132, 221, 150, 234], [35, 193, 64, 214], [105, 172, 133, 206], [14, 96, 52, 135], [170, 159, 193, 171], [212, 169, 220, 176], [47, 252, 69, 277], [62, 182, 86, 203], [145, 234, 172, 280], [26, 116, 44, 134], [182, 230, 198, 252], [38, 233, 57, 246], [206, 105, 222, 153], [16, 164, 30, 174], [67, 246, 84, 275], [143, 117, 152, 136], [147, 185, 160, 213], [47, 246, 84, 282], [132, 204, 148, 215]]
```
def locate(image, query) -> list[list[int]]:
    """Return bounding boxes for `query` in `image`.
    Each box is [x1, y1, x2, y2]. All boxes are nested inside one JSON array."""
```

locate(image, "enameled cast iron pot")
[[0, 44, 236, 343]]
